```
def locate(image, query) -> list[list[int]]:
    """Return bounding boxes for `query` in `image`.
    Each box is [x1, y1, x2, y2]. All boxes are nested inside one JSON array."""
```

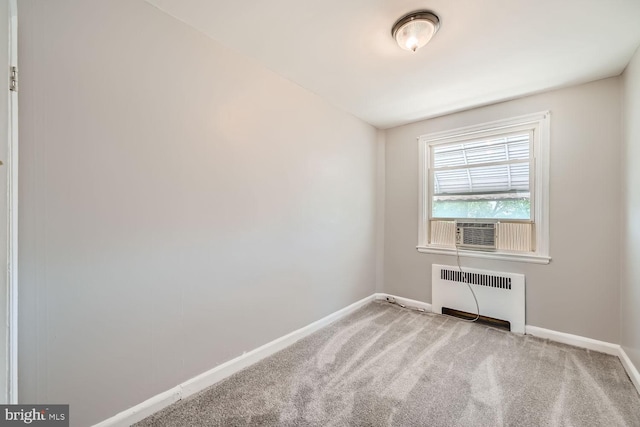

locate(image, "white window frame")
[[417, 111, 551, 264]]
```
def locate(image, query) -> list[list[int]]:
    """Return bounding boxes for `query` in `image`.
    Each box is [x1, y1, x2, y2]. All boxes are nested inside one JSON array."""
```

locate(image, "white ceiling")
[[146, 0, 640, 129]]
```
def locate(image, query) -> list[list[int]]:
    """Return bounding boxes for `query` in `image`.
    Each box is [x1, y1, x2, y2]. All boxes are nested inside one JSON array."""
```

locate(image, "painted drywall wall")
[[384, 78, 622, 343], [18, 1, 378, 425], [621, 47, 640, 373]]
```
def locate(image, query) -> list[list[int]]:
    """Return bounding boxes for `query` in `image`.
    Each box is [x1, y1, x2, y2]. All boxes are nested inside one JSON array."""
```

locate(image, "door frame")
[[6, 0, 17, 404]]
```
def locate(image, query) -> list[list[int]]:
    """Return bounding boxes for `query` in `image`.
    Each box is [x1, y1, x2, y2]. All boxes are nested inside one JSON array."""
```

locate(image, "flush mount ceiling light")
[[391, 11, 440, 52]]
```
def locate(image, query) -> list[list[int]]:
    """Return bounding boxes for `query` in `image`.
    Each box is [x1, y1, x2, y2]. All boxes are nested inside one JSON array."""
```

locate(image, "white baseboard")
[[178, 294, 373, 398], [93, 294, 375, 427], [94, 293, 640, 426], [618, 346, 640, 395], [374, 293, 432, 312], [524, 325, 620, 356], [379, 294, 640, 395], [524, 325, 640, 395], [93, 388, 182, 427]]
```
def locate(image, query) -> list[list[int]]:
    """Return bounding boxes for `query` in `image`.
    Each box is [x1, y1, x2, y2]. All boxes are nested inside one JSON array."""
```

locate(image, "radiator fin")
[[441, 268, 511, 290]]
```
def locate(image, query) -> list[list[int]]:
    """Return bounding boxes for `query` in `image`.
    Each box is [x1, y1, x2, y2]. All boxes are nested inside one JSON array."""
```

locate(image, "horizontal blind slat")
[[430, 131, 533, 222]]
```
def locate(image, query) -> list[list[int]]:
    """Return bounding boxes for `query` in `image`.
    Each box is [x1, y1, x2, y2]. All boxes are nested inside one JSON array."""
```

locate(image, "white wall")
[[18, 1, 378, 425], [384, 78, 622, 343], [621, 47, 640, 373]]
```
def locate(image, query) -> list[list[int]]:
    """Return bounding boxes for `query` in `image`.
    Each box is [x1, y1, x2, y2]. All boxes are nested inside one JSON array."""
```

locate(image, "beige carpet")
[[137, 301, 640, 426]]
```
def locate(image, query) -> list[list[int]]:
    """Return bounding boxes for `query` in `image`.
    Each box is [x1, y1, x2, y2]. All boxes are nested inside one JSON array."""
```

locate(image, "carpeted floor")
[[136, 301, 640, 426]]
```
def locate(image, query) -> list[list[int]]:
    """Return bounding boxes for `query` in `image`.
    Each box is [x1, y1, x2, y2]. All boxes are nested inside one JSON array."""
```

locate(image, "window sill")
[[416, 246, 551, 265]]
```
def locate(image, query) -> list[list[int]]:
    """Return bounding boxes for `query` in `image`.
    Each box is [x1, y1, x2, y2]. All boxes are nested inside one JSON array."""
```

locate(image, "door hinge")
[[9, 66, 17, 92]]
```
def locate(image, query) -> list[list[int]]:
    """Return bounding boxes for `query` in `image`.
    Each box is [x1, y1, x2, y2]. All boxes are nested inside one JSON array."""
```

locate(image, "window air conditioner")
[[455, 221, 497, 250]]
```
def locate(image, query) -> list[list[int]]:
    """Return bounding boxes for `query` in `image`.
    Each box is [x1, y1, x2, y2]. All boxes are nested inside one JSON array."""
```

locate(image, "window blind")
[[432, 133, 531, 196]]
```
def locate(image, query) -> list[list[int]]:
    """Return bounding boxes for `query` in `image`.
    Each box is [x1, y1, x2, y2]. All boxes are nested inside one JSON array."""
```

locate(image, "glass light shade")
[[392, 12, 440, 52]]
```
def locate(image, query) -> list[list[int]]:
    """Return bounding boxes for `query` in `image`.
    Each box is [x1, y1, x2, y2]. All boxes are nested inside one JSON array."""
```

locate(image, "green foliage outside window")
[[432, 198, 530, 220]]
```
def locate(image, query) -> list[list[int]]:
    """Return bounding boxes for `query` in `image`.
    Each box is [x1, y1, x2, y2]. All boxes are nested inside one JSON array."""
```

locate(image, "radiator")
[[431, 264, 525, 333]]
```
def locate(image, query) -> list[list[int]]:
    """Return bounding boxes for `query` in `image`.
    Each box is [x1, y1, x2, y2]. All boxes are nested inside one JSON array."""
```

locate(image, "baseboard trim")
[[374, 293, 432, 312], [93, 293, 640, 425], [618, 346, 640, 395], [379, 294, 640, 394], [93, 294, 375, 427], [93, 388, 182, 427], [524, 325, 620, 356], [178, 294, 374, 398]]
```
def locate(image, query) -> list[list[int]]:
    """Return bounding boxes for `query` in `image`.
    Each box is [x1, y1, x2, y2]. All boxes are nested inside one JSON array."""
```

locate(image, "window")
[[432, 132, 532, 220], [417, 112, 550, 264]]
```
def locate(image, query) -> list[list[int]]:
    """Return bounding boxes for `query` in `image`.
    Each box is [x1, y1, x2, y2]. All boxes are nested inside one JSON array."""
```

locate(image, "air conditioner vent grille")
[[441, 268, 512, 290], [456, 222, 495, 229], [462, 228, 496, 246], [455, 221, 497, 249]]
